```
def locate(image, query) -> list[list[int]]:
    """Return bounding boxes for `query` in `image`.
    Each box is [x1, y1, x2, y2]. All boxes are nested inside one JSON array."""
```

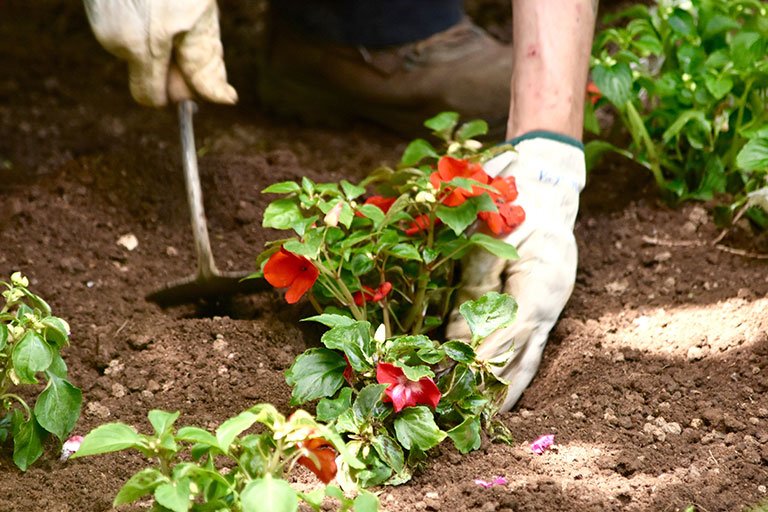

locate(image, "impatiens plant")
[[587, 0, 768, 226], [254, 113, 523, 485], [255, 112, 520, 335], [0, 272, 82, 470], [287, 294, 516, 486], [71, 404, 379, 512]]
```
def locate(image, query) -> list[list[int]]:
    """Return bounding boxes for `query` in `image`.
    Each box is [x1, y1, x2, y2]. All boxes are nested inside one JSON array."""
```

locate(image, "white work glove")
[[83, 0, 237, 107], [446, 134, 586, 412]]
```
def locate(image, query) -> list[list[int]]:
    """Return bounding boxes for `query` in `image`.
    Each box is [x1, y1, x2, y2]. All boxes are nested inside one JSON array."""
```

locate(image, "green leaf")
[[41, 316, 69, 348], [398, 364, 434, 381], [704, 74, 734, 100], [216, 410, 261, 452], [34, 374, 82, 440], [401, 139, 440, 166], [11, 331, 53, 384], [176, 426, 218, 447], [731, 32, 763, 70], [147, 410, 180, 438], [47, 353, 68, 379], [263, 181, 301, 194], [737, 138, 768, 171], [114, 468, 167, 506], [424, 112, 459, 139], [703, 14, 740, 39], [353, 490, 380, 512], [341, 180, 366, 200], [353, 384, 388, 421], [316, 388, 353, 422], [447, 417, 482, 454], [442, 341, 476, 364], [241, 476, 298, 512], [661, 110, 711, 144], [12, 416, 45, 471], [321, 323, 373, 372], [285, 348, 347, 405], [71, 423, 145, 458], [456, 120, 488, 141], [282, 228, 324, 259], [155, 478, 191, 512], [0, 324, 7, 351], [357, 204, 386, 226], [263, 198, 304, 231], [371, 434, 405, 474], [435, 201, 478, 236], [667, 8, 695, 36], [459, 291, 517, 342], [393, 406, 446, 451], [591, 62, 633, 108], [469, 233, 518, 260], [350, 253, 375, 276], [386, 243, 422, 262], [583, 140, 634, 171], [302, 314, 356, 328]]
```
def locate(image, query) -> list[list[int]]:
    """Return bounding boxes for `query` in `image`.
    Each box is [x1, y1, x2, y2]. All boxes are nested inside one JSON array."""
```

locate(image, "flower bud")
[[463, 140, 482, 151], [374, 324, 387, 343], [414, 191, 436, 203], [60, 435, 83, 461], [324, 201, 344, 227], [10, 272, 28, 288]]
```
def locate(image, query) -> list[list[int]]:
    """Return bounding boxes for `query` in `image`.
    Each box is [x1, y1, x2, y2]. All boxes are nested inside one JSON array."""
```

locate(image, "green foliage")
[[288, 292, 516, 486], [589, 0, 768, 224], [0, 272, 81, 470], [72, 406, 377, 511]]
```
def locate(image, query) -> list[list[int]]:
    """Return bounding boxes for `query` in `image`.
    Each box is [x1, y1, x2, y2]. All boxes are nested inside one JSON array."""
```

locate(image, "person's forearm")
[[508, 0, 597, 140]]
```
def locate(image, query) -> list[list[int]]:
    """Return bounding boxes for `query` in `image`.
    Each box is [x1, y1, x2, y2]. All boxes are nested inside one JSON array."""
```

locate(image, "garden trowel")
[[146, 70, 266, 307]]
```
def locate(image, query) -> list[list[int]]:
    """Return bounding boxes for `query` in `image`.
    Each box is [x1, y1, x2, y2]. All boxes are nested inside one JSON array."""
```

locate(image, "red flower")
[[343, 355, 354, 384], [376, 362, 441, 413], [297, 437, 338, 483], [478, 176, 525, 235], [263, 248, 319, 304], [353, 281, 393, 306], [479, 203, 526, 235], [586, 81, 601, 105], [355, 195, 396, 217], [404, 213, 439, 235], [430, 156, 490, 207]]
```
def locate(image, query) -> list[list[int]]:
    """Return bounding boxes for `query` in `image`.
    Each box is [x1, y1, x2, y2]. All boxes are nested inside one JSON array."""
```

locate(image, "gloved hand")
[[83, 0, 237, 107], [445, 133, 586, 412]]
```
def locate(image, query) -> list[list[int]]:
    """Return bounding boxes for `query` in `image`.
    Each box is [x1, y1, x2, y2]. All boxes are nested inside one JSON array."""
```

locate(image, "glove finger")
[[127, 53, 172, 107], [175, 3, 238, 105], [444, 247, 507, 341]]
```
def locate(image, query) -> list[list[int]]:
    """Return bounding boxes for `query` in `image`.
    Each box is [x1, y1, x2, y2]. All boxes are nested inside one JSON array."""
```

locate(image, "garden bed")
[[1, 2, 768, 511]]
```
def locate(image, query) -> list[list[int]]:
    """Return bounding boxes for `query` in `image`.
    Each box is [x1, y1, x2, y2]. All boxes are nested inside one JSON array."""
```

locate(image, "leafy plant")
[[588, 0, 768, 226], [254, 115, 522, 485], [71, 404, 378, 512], [0, 272, 82, 470], [287, 293, 516, 486]]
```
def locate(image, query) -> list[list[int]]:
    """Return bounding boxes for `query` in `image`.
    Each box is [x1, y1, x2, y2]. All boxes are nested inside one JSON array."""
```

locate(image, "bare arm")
[[507, 0, 597, 139]]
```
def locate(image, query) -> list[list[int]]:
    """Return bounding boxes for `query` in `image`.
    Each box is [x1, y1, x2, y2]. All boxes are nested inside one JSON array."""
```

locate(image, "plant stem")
[[625, 102, 666, 188], [1, 394, 30, 420]]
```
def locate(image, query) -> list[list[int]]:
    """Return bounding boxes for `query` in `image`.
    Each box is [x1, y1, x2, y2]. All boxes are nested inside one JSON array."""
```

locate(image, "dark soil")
[[2, 2, 768, 511]]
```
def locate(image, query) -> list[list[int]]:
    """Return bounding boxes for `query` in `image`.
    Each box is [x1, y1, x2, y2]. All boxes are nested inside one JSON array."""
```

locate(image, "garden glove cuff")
[[445, 132, 585, 411], [83, 0, 237, 107]]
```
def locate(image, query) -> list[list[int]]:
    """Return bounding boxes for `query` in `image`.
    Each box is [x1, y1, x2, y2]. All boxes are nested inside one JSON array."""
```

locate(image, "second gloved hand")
[[84, 0, 237, 107], [445, 133, 586, 412]]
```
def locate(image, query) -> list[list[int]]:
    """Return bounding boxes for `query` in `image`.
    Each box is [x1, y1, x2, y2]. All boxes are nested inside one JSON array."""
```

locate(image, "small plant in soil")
[[255, 113, 522, 485], [72, 404, 379, 512], [0, 272, 82, 470], [587, 0, 768, 227]]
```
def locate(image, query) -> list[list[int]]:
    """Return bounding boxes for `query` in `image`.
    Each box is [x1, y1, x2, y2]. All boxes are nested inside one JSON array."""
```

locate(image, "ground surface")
[[2, 2, 768, 511]]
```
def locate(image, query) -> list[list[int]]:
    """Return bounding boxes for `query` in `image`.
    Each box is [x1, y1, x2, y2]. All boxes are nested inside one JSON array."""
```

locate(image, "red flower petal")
[[376, 362, 442, 413], [405, 214, 434, 235], [298, 438, 338, 483], [264, 248, 319, 304]]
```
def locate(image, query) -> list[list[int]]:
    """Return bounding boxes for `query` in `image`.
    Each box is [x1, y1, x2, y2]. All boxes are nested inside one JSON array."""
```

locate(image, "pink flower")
[[530, 434, 555, 455], [474, 476, 508, 488], [60, 435, 83, 461], [376, 362, 441, 413]]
